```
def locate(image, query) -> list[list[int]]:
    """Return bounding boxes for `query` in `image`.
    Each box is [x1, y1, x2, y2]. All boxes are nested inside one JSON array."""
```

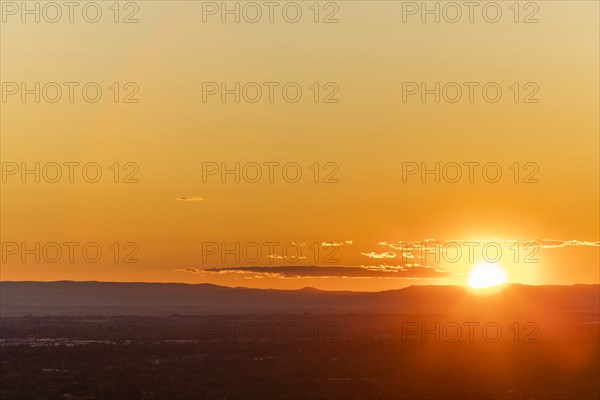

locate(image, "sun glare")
[[467, 262, 508, 289]]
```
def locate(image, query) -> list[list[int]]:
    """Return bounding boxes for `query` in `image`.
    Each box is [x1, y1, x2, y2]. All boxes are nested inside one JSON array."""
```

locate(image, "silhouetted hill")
[[1, 281, 598, 316]]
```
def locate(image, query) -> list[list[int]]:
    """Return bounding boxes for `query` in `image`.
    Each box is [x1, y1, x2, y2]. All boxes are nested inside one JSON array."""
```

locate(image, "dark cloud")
[[201, 265, 450, 279]]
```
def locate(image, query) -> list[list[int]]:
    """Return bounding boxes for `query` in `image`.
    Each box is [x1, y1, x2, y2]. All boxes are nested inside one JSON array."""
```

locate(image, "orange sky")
[[1, 1, 598, 290]]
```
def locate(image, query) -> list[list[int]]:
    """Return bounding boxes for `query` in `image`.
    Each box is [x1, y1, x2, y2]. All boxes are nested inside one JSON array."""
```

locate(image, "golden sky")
[[1, 1, 598, 290]]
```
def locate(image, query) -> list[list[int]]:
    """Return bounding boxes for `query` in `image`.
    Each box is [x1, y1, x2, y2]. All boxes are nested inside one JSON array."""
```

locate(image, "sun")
[[467, 262, 508, 289]]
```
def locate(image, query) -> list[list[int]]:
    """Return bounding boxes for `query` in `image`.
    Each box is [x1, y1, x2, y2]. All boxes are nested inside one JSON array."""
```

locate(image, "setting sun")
[[467, 262, 508, 289]]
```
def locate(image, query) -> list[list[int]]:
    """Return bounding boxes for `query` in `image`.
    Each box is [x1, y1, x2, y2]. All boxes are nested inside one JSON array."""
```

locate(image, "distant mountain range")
[[1, 281, 598, 316]]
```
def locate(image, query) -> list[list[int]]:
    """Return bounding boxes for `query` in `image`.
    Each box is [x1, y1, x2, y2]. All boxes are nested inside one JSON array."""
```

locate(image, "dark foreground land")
[[1, 313, 598, 400]]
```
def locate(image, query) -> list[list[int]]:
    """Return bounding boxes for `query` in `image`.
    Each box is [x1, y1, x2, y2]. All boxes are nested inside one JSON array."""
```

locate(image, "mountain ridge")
[[1, 281, 598, 316]]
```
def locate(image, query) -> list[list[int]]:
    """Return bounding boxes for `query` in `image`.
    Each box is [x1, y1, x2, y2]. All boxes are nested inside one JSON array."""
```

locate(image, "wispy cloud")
[[322, 241, 353, 247], [268, 254, 307, 261], [378, 238, 599, 253], [361, 251, 397, 259], [174, 196, 205, 202], [534, 239, 600, 249], [174, 268, 205, 275]]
